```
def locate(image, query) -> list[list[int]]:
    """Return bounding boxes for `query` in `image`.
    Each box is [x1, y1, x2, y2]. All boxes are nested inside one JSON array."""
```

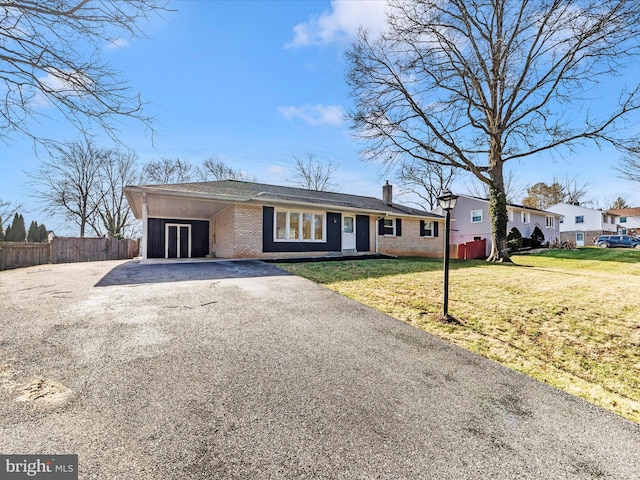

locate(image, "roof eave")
[[251, 198, 441, 219]]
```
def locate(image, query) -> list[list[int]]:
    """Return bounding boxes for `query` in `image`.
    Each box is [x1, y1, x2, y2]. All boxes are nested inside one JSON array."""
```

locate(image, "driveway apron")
[[0, 260, 638, 479]]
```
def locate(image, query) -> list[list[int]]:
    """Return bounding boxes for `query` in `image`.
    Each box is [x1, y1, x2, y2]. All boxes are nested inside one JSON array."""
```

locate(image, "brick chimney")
[[382, 181, 392, 205]]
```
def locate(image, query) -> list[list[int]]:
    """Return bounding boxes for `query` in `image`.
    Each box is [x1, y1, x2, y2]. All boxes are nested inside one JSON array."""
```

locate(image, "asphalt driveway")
[[0, 259, 638, 479]]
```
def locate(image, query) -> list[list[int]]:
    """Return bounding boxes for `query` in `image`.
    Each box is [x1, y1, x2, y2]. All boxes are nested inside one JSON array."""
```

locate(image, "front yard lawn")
[[277, 248, 640, 423]]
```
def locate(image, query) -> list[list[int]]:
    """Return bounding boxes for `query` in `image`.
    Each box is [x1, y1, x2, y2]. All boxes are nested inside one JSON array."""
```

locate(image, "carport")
[[124, 185, 248, 260]]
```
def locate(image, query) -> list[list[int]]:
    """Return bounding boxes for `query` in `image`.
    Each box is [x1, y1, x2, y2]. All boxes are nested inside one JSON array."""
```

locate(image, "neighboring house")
[[605, 207, 640, 236], [432, 194, 561, 256], [124, 180, 444, 260], [547, 203, 618, 246]]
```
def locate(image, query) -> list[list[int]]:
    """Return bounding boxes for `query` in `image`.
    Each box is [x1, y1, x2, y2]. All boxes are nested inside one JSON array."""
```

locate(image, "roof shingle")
[[135, 180, 442, 219]]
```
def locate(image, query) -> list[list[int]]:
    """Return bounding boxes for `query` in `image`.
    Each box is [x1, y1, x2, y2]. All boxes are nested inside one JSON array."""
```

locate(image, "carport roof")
[[124, 180, 443, 220]]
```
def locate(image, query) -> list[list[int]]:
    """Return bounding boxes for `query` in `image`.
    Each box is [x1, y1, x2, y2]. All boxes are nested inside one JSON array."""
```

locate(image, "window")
[[344, 216, 354, 234], [314, 214, 323, 240], [383, 218, 395, 235], [419, 220, 437, 237], [471, 210, 483, 223], [380, 218, 402, 236], [289, 212, 300, 240], [302, 213, 312, 240], [521, 212, 529, 224], [575, 215, 584, 224], [276, 211, 287, 240], [545, 216, 555, 228], [620, 217, 627, 223], [275, 210, 325, 242], [507, 210, 514, 222]]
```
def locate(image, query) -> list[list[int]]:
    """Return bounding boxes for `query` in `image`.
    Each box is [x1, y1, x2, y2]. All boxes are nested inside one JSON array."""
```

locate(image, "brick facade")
[[377, 217, 442, 257], [560, 230, 616, 246], [211, 204, 263, 258], [211, 206, 443, 259]]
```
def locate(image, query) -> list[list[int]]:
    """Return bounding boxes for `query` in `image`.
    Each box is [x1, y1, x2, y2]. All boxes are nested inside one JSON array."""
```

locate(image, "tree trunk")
[[487, 178, 511, 262]]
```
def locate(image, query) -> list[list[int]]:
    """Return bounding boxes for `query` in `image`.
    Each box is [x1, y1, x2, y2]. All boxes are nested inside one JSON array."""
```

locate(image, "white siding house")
[[432, 195, 561, 256], [546, 203, 618, 246], [606, 207, 640, 236]]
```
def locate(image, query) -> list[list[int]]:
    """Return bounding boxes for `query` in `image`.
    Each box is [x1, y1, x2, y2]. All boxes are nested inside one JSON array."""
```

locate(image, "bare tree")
[[201, 157, 255, 181], [92, 149, 140, 237], [464, 171, 525, 204], [521, 176, 589, 209], [617, 155, 640, 185], [141, 158, 195, 184], [346, 0, 640, 261], [29, 138, 107, 237], [290, 154, 339, 191], [595, 195, 630, 210], [0, 1, 168, 146], [396, 160, 456, 210], [561, 176, 590, 206]]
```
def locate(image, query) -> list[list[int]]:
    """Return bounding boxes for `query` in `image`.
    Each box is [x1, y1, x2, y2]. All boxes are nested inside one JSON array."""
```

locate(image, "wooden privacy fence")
[[456, 239, 487, 260], [51, 237, 138, 264], [0, 237, 139, 271], [0, 242, 51, 270]]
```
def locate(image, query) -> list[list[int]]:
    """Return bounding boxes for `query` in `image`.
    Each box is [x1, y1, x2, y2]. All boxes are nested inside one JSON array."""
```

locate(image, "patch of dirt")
[[14, 378, 73, 409], [1, 364, 73, 410]]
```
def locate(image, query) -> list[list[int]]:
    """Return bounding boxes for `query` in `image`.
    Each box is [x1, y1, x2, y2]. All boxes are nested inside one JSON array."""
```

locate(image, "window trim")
[[620, 216, 627, 223], [274, 209, 326, 242], [521, 212, 530, 224], [575, 215, 585, 224], [471, 209, 483, 223], [545, 215, 555, 228]]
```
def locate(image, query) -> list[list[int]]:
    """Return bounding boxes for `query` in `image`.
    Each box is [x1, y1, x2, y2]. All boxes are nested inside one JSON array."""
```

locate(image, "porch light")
[[437, 190, 458, 320]]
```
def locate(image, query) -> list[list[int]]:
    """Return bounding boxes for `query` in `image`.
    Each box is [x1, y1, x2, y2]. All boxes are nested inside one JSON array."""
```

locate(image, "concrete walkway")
[[0, 260, 638, 479]]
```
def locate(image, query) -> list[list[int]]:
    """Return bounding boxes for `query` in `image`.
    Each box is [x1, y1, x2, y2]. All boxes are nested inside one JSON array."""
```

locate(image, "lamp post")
[[437, 190, 458, 320]]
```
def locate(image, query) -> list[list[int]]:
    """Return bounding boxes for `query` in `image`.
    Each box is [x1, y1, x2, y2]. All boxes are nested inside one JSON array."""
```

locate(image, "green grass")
[[277, 247, 640, 423]]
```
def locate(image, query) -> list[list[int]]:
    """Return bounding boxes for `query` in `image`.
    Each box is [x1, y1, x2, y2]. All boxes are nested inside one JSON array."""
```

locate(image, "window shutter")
[[396, 218, 402, 236], [420, 220, 425, 237], [378, 218, 385, 235], [433, 222, 439, 237]]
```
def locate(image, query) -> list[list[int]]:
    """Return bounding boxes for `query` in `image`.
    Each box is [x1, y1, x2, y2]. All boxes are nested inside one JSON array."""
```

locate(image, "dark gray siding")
[[262, 207, 341, 253], [147, 219, 209, 258]]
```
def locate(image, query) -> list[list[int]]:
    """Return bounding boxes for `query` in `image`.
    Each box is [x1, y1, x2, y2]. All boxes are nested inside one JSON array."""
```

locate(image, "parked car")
[[594, 235, 640, 249]]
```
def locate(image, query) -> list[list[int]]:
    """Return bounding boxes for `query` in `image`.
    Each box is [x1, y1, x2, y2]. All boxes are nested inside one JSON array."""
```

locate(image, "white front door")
[[576, 232, 584, 247], [342, 215, 356, 250]]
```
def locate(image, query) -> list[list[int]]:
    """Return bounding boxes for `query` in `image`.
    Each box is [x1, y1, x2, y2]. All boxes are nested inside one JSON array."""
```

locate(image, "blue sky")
[[2, 0, 639, 235]]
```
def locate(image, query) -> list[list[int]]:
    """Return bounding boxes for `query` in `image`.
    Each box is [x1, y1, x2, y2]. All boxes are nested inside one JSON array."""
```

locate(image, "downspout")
[[141, 192, 148, 261]]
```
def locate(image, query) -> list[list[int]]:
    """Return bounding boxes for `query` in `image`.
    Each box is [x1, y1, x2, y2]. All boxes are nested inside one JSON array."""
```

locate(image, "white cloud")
[[278, 104, 346, 126], [267, 165, 284, 174], [288, 0, 389, 48], [32, 68, 94, 108], [39, 68, 94, 95], [106, 37, 130, 50]]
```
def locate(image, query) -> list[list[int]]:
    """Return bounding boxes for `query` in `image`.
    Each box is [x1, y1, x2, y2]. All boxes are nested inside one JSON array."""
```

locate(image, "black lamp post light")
[[437, 190, 458, 320]]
